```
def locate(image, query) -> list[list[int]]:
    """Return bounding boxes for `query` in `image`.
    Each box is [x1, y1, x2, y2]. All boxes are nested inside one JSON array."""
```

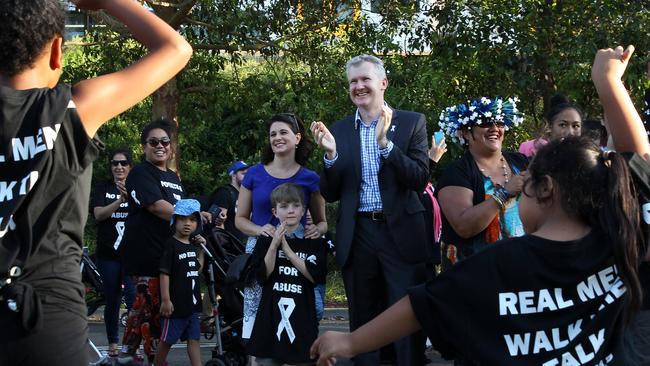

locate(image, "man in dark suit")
[[311, 55, 429, 365]]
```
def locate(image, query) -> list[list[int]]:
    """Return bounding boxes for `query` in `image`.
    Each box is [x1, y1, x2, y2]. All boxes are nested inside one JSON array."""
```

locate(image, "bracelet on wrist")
[[494, 186, 511, 203], [490, 194, 505, 211]]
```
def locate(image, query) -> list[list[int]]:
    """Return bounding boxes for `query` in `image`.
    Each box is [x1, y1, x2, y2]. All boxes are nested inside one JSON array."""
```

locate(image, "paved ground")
[[88, 307, 451, 365]]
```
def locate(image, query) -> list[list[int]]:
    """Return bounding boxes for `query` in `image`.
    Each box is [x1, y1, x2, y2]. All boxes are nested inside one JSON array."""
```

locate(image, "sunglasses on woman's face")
[[146, 137, 171, 147], [111, 160, 129, 167], [476, 121, 506, 128]]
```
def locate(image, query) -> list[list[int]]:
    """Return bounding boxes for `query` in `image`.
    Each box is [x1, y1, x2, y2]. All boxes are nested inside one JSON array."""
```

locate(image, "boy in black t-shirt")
[[247, 183, 327, 365], [156, 199, 206, 366], [0, 1, 191, 365]]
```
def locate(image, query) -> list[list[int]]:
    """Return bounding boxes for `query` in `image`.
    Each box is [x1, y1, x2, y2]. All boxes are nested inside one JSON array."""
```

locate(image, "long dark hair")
[[261, 113, 313, 166], [526, 137, 642, 322]]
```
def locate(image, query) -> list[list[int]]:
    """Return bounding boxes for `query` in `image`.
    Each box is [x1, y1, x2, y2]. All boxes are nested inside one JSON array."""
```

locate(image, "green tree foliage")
[[63, 1, 649, 248]]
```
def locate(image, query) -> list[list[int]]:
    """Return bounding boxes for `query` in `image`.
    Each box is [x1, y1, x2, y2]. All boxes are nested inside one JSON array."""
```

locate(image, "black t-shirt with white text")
[[0, 84, 101, 321], [246, 236, 327, 363], [91, 181, 129, 261], [159, 237, 203, 318], [121, 161, 183, 276], [409, 231, 626, 366]]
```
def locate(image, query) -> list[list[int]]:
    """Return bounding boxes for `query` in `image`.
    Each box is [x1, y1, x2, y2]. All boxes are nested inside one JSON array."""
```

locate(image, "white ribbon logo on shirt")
[[130, 190, 141, 206], [113, 221, 125, 250], [192, 279, 197, 304], [276, 297, 296, 343]]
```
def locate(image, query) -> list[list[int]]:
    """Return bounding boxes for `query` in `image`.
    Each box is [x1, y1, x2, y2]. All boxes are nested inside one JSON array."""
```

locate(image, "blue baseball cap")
[[228, 160, 249, 176], [170, 199, 203, 234]]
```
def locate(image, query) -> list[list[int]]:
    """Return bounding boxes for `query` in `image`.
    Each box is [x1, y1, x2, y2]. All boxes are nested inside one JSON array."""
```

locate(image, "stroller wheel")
[[205, 358, 227, 366], [223, 352, 247, 366]]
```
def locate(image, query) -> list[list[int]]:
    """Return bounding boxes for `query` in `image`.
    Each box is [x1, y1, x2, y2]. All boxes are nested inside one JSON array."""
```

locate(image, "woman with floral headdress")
[[435, 97, 528, 274]]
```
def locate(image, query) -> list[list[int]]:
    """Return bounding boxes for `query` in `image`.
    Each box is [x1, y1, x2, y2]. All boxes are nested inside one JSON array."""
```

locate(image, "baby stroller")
[[200, 213, 248, 366], [82, 247, 128, 326]]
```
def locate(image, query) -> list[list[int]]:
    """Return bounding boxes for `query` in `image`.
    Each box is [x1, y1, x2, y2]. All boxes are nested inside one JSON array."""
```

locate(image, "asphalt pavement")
[[88, 307, 451, 365]]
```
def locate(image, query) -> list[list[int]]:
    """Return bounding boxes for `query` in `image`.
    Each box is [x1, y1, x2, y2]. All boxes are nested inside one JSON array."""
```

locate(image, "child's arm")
[[71, 0, 193, 137], [592, 45, 650, 160], [263, 223, 286, 278], [159, 273, 174, 318], [310, 296, 421, 365], [193, 234, 206, 271], [281, 237, 315, 284]]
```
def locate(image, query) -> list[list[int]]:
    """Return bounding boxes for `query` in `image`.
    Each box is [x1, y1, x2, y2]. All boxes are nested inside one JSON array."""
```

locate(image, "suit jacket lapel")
[[380, 110, 399, 170], [350, 117, 362, 182], [386, 109, 399, 141]]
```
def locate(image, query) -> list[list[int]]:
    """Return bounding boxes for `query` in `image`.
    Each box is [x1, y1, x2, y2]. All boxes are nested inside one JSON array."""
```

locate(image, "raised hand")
[[270, 221, 286, 249], [115, 181, 128, 202], [428, 134, 448, 163], [375, 105, 392, 148], [591, 45, 634, 84], [311, 121, 337, 159]]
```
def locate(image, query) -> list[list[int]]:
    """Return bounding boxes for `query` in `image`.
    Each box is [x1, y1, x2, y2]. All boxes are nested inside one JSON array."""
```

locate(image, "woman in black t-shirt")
[[119, 118, 186, 362], [91, 148, 136, 356], [436, 97, 528, 270]]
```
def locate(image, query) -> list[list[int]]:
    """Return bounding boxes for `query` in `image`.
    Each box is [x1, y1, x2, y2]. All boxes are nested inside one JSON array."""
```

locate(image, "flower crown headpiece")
[[438, 96, 524, 144]]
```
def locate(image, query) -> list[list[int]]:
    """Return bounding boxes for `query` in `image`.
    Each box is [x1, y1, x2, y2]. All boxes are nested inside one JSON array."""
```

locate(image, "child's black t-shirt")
[[246, 235, 327, 363], [0, 84, 101, 324], [121, 161, 184, 276], [91, 181, 129, 261], [159, 237, 203, 318], [409, 230, 627, 366]]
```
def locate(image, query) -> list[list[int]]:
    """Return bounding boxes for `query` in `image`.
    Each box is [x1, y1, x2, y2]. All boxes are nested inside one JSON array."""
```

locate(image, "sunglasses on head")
[[279, 113, 300, 132], [146, 137, 171, 147], [111, 160, 129, 167]]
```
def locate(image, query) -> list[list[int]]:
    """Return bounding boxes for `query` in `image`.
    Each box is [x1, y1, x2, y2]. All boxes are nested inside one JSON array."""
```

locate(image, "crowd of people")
[[1, 1, 649, 366]]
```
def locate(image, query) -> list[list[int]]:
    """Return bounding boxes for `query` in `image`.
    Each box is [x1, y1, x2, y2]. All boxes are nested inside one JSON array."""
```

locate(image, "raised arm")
[[71, 0, 193, 137], [592, 45, 650, 159]]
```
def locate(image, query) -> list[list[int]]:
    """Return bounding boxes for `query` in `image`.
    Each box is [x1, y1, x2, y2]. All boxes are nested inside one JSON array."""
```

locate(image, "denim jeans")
[[314, 284, 325, 322], [96, 257, 136, 344]]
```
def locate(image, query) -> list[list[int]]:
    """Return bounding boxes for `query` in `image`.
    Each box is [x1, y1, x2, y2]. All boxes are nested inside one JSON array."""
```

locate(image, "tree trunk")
[[152, 78, 181, 173]]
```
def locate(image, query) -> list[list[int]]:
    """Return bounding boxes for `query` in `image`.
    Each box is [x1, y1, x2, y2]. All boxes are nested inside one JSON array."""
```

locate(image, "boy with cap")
[[209, 160, 249, 241], [0, 1, 191, 365], [155, 199, 206, 366]]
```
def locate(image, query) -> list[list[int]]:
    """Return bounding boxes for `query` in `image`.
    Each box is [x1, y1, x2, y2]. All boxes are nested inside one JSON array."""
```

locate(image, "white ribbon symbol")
[[113, 221, 125, 250], [277, 297, 296, 343], [130, 190, 141, 205], [192, 279, 197, 304]]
